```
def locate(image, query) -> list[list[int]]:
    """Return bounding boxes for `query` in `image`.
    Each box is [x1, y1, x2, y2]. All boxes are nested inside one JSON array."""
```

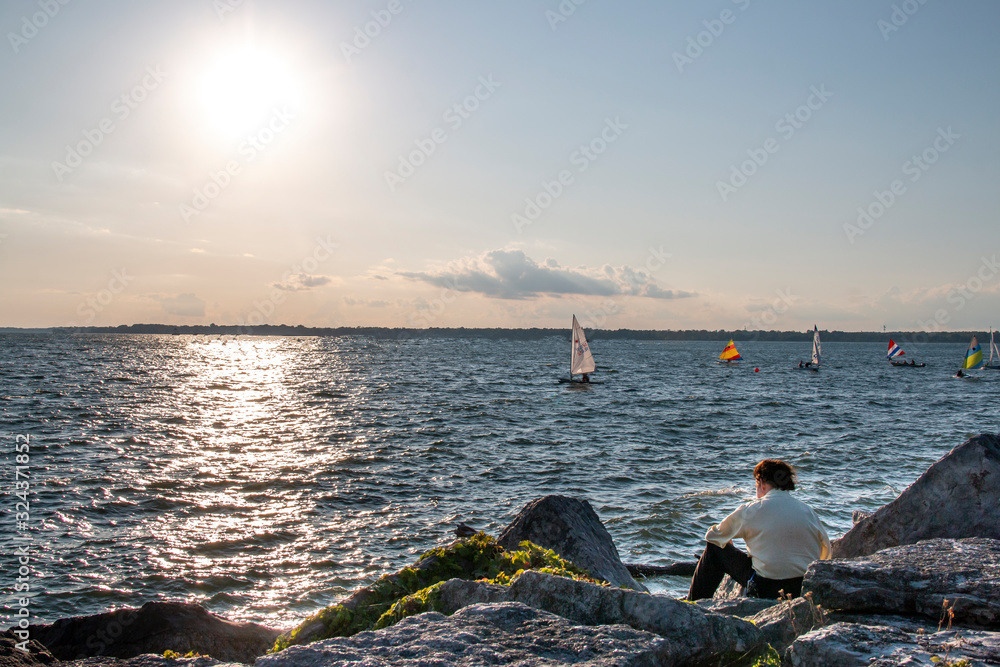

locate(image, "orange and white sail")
[[718, 339, 742, 362]]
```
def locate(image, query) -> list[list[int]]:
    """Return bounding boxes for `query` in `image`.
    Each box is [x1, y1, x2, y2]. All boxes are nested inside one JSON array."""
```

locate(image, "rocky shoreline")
[[6, 433, 998, 666]]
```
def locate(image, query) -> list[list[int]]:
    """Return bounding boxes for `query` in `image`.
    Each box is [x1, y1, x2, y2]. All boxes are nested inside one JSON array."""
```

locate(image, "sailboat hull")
[[558, 378, 602, 384]]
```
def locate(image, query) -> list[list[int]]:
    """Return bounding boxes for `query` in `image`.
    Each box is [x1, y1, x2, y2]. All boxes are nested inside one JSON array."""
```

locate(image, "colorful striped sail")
[[886, 340, 905, 360], [719, 339, 742, 361], [962, 336, 984, 370]]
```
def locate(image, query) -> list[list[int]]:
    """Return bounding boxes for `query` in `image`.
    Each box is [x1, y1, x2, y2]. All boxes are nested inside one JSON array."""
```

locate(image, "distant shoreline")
[[0, 324, 988, 343]]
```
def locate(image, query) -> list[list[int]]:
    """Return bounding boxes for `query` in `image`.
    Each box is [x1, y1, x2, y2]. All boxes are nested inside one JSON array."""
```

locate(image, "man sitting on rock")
[[686, 459, 831, 600]]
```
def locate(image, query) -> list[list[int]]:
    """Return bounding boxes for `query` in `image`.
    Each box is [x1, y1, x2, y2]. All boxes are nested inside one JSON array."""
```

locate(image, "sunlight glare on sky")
[[0, 1, 998, 331]]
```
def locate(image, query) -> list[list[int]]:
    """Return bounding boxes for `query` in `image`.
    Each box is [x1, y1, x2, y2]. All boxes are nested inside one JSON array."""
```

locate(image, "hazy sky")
[[1, 1, 998, 330]]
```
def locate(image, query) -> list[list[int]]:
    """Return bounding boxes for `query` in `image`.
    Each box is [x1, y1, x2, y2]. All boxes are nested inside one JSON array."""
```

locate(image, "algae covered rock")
[[498, 495, 648, 592], [272, 532, 596, 650], [350, 570, 766, 665]]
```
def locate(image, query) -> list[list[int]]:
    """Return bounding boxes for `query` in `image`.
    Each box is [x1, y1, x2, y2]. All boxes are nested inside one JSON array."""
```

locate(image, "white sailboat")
[[559, 315, 598, 384], [811, 326, 821, 367], [796, 326, 821, 371], [986, 328, 1000, 370]]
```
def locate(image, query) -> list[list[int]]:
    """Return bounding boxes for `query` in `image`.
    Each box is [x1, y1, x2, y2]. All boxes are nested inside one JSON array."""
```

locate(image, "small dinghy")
[[558, 315, 602, 384], [887, 340, 924, 367]]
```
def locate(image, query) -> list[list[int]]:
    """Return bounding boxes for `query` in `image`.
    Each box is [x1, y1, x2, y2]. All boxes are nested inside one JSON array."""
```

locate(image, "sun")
[[198, 46, 300, 137]]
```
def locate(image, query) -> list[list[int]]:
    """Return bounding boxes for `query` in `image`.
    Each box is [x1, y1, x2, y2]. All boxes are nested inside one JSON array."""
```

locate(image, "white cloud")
[[397, 249, 694, 301], [274, 273, 332, 292]]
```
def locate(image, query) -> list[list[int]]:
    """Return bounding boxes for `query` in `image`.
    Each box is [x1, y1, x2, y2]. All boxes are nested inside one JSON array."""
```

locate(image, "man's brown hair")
[[754, 459, 796, 491]]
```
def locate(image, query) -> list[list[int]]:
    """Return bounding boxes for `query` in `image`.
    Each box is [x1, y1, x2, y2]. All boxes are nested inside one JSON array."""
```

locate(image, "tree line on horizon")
[[19, 323, 989, 344]]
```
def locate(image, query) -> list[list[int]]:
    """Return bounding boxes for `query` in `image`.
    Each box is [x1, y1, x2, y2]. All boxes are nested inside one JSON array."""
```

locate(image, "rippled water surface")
[[1, 333, 997, 627]]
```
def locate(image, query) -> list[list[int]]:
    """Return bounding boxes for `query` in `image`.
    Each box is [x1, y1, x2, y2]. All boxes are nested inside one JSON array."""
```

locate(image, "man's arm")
[[817, 523, 833, 560], [704, 504, 747, 547]]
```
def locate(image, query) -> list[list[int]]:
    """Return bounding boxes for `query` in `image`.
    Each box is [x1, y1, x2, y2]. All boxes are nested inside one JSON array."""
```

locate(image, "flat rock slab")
[[435, 571, 763, 666], [28, 602, 281, 664], [834, 433, 1000, 559], [804, 538, 1000, 628], [506, 571, 762, 665], [256, 602, 671, 667], [498, 495, 647, 592], [64, 658, 246, 667], [785, 622, 1000, 666], [695, 597, 778, 619]]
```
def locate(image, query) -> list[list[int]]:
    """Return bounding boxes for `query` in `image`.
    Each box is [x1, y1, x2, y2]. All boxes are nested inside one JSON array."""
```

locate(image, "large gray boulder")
[[256, 602, 671, 666], [498, 495, 647, 592], [804, 538, 1000, 628], [746, 596, 825, 654], [834, 433, 1000, 559], [434, 571, 764, 666], [784, 621, 1000, 666], [27, 602, 281, 664]]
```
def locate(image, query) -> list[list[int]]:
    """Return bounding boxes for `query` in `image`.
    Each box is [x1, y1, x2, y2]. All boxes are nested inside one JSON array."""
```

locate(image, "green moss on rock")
[[272, 532, 598, 651]]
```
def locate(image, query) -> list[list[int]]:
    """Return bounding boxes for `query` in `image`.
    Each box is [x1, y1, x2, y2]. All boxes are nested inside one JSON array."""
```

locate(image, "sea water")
[[0, 333, 997, 627]]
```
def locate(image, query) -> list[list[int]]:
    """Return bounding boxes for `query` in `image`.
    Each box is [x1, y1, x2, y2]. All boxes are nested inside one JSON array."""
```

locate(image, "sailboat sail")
[[719, 339, 742, 362], [886, 340, 905, 360], [570, 315, 596, 376], [962, 336, 984, 370], [811, 326, 821, 366], [988, 329, 999, 369]]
